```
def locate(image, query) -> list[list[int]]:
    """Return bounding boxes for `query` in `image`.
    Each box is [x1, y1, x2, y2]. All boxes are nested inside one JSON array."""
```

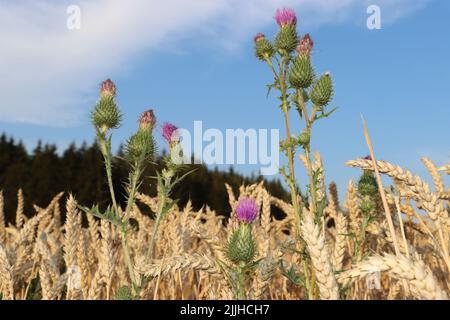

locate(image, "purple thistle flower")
[[363, 155, 372, 161], [100, 79, 116, 98], [275, 8, 297, 28], [235, 198, 258, 223], [162, 122, 178, 144], [297, 33, 314, 55], [254, 33, 265, 43], [139, 109, 156, 130]]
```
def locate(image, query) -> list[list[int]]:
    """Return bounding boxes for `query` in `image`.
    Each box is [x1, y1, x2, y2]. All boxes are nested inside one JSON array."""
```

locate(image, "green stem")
[[235, 265, 247, 300], [120, 164, 144, 294], [123, 164, 142, 222], [297, 93, 319, 219], [99, 136, 119, 216], [146, 189, 167, 262], [278, 56, 302, 231], [121, 225, 138, 294]]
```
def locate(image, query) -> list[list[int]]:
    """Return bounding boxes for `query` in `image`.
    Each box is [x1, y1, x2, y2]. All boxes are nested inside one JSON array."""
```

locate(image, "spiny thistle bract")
[[91, 96, 122, 131], [274, 25, 298, 54], [358, 170, 379, 197], [226, 223, 256, 264], [289, 54, 315, 89], [125, 128, 156, 163], [311, 73, 334, 107]]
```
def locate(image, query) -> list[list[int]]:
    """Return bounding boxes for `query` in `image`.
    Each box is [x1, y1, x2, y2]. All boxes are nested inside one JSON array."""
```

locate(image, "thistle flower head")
[[363, 155, 372, 161], [235, 198, 258, 223], [100, 79, 117, 98], [162, 122, 179, 144], [297, 33, 314, 56], [139, 109, 156, 131], [254, 33, 266, 43], [275, 8, 297, 28]]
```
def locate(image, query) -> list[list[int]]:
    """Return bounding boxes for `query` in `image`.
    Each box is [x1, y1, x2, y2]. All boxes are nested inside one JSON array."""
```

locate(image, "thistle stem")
[[279, 56, 302, 228], [297, 93, 318, 219], [99, 136, 119, 216], [146, 189, 167, 262], [121, 225, 138, 294], [235, 265, 247, 300], [120, 164, 144, 294]]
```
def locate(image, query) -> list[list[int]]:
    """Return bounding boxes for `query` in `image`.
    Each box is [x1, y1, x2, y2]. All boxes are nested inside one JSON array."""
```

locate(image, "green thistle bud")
[[298, 129, 311, 148], [358, 171, 378, 197], [311, 72, 334, 107], [274, 25, 298, 54], [225, 224, 256, 265], [254, 33, 275, 61], [91, 96, 122, 131], [126, 128, 156, 163], [289, 54, 314, 89]]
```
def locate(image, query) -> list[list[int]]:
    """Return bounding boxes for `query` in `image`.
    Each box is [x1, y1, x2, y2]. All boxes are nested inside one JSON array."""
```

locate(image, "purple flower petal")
[[162, 122, 178, 144], [275, 8, 297, 27], [235, 198, 258, 223]]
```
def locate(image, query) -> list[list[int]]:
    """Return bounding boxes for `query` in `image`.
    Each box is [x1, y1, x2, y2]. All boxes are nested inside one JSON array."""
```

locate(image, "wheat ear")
[[301, 211, 339, 300], [333, 213, 347, 271], [137, 253, 220, 278], [337, 254, 448, 300]]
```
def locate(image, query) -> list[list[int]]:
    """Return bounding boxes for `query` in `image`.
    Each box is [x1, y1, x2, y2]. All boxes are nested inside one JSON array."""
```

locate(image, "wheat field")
[[0, 155, 449, 300]]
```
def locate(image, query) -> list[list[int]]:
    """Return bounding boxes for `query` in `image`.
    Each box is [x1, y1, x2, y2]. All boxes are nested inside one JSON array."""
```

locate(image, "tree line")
[[0, 133, 289, 223]]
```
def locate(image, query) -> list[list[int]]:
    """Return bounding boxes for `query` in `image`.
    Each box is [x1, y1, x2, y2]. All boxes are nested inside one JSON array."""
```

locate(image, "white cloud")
[[0, 0, 431, 126]]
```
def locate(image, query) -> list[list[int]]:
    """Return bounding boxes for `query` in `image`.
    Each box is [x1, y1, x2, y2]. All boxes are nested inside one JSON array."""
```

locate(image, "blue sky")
[[1, 0, 449, 193]]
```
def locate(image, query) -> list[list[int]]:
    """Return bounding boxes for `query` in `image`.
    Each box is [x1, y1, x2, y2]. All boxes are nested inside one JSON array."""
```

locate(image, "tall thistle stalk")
[[88, 80, 191, 298], [255, 8, 337, 299], [145, 123, 192, 262], [89, 80, 157, 294]]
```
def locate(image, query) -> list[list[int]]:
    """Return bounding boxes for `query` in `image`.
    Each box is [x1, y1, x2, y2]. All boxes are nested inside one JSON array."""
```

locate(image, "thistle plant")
[[224, 198, 258, 300], [88, 79, 190, 297], [146, 122, 193, 262], [255, 8, 336, 230], [255, 8, 337, 299]]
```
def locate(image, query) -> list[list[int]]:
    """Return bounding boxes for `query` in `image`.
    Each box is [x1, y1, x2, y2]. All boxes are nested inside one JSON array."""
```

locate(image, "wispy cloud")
[[0, 0, 431, 126]]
